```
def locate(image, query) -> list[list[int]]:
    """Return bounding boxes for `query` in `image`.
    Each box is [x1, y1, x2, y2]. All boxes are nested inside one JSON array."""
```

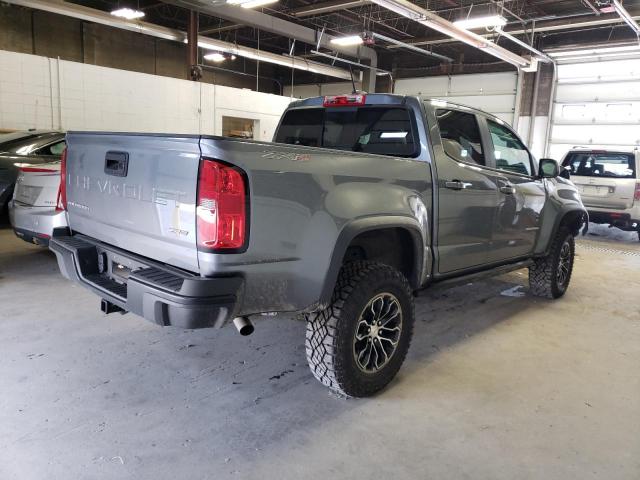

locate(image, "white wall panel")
[[395, 72, 518, 125], [549, 56, 640, 158], [0, 49, 291, 140], [0, 50, 54, 130]]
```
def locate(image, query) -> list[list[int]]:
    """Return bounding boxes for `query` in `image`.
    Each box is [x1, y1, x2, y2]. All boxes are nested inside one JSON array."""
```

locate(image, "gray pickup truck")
[[50, 94, 587, 397]]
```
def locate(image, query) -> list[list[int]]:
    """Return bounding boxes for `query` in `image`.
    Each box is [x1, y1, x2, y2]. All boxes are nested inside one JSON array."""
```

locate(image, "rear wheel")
[[305, 261, 414, 398], [529, 227, 575, 299]]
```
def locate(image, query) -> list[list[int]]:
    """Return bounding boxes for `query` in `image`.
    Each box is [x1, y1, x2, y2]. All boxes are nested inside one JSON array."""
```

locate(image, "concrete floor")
[[0, 220, 638, 480]]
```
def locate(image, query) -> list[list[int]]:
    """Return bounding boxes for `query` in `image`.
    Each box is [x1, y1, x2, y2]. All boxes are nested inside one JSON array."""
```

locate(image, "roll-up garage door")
[[549, 57, 640, 160], [394, 71, 519, 126]]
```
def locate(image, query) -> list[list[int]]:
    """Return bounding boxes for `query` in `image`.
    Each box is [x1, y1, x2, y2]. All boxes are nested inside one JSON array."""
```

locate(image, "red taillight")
[[19, 167, 58, 173], [55, 147, 67, 212], [196, 158, 247, 251], [323, 94, 366, 107], [635, 182, 640, 201]]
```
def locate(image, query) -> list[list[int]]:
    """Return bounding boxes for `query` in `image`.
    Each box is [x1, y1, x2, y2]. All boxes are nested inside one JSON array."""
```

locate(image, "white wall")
[[0, 49, 291, 141]]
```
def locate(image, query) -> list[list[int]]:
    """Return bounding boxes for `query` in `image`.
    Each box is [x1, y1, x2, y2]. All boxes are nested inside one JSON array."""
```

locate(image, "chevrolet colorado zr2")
[[49, 94, 587, 397]]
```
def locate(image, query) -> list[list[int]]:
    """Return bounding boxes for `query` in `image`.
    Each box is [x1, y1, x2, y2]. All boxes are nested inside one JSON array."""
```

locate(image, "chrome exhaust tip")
[[232, 316, 254, 336]]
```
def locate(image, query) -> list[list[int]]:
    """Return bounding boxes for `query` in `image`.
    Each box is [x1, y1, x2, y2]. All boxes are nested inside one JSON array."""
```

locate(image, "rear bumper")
[[9, 201, 67, 246], [49, 232, 243, 329], [587, 206, 639, 231]]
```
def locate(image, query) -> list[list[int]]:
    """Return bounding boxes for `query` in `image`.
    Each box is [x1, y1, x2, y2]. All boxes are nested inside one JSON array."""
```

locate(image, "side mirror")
[[559, 166, 571, 180], [539, 158, 560, 178]]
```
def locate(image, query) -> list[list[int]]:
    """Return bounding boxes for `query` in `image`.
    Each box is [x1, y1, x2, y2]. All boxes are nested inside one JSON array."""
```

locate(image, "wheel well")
[[343, 228, 419, 288], [559, 210, 587, 237]]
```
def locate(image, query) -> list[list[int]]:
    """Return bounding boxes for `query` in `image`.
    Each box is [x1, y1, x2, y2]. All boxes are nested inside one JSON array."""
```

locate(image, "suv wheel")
[[529, 227, 575, 299], [305, 261, 415, 398]]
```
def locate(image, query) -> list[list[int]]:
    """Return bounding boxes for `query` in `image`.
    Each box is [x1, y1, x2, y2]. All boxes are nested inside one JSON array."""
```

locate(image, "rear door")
[[562, 151, 637, 210], [66, 133, 201, 273], [430, 107, 500, 274], [480, 117, 545, 262]]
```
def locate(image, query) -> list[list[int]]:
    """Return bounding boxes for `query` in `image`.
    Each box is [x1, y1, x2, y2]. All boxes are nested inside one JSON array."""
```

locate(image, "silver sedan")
[[9, 162, 67, 247]]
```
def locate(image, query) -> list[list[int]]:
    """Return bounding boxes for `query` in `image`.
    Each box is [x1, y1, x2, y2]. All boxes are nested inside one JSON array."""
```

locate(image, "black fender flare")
[[317, 216, 427, 308], [535, 207, 588, 257]]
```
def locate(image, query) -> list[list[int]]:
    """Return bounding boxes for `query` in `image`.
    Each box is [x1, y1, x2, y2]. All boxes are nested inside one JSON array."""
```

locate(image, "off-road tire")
[[529, 227, 575, 299], [305, 261, 415, 398]]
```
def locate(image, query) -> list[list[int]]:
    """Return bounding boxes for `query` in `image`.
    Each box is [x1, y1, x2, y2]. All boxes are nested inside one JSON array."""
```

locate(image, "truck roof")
[[288, 93, 504, 123]]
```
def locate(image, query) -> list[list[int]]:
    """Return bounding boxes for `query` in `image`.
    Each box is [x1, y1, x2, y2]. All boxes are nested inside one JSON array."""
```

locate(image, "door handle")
[[499, 185, 516, 195], [445, 180, 472, 190], [104, 151, 129, 177]]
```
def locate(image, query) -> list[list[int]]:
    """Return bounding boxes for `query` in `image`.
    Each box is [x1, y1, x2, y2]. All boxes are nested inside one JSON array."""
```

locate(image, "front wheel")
[[305, 261, 415, 398], [529, 227, 575, 299]]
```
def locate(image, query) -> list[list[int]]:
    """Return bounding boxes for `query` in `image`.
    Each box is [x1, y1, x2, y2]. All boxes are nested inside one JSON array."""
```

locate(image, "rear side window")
[[274, 107, 418, 157], [562, 152, 636, 178], [486, 120, 533, 176], [435, 109, 485, 165]]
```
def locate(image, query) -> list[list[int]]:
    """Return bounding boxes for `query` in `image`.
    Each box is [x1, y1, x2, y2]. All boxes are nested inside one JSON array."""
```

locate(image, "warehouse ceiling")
[[63, 0, 640, 79]]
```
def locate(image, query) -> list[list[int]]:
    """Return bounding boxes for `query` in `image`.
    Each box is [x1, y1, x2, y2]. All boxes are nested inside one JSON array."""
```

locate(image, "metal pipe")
[[292, 0, 371, 17], [582, 0, 601, 16], [310, 50, 390, 75], [233, 317, 254, 336], [496, 28, 553, 62], [369, 31, 453, 62], [187, 10, 199, 80]]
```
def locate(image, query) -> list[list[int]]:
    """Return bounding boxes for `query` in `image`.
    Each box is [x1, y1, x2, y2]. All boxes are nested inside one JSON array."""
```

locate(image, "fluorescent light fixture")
[[330, 35, 364, 46], [110, 7, 145, 20], [204, 52, 226, 62], [227, 0, 278, 8], [496, 27, 551, 64], [454, 15, 507, 30], [197, 39, 353, 80]]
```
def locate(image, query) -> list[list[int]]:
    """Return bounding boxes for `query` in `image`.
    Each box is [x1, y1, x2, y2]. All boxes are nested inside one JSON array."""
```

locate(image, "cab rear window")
[[274, 107, 418, 157], [563, 152, 636, 179]]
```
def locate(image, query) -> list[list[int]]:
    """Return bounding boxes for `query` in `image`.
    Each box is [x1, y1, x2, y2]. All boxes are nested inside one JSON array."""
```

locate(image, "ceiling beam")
[[291, 0, 371, 18]]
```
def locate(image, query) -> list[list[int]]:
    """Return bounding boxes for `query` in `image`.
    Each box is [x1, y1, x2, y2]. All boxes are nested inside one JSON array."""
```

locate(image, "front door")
[[430, 108, 501, 274], [480, 117, 545, 262]]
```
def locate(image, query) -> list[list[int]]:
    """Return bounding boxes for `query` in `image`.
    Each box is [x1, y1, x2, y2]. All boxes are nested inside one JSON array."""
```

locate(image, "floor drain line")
[[576, 244, 640, 257]]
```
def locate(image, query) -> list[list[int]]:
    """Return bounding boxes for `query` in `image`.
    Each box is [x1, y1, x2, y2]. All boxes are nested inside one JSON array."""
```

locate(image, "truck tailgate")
[[65, 133, 201, 273]]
